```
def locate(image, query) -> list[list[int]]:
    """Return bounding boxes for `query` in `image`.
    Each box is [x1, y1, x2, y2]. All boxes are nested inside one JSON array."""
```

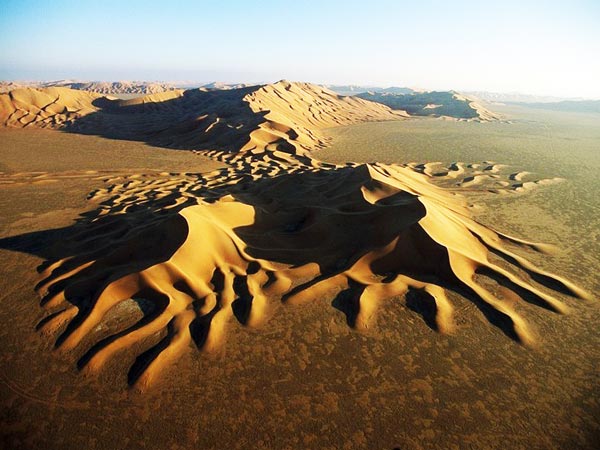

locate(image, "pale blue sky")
[[1, 0, 599, 97]]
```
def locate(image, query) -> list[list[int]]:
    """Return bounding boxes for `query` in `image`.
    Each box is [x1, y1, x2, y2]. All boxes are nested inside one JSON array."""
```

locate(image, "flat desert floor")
[[0, 104, 599, 449]]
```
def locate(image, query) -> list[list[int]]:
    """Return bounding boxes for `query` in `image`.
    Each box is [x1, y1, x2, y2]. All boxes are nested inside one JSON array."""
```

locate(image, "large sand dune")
[[0, 81, 404, 156], [0, 81, 589, 389]]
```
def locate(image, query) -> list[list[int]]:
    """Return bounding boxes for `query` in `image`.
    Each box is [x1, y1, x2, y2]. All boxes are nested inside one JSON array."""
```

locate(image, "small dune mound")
[[35, 157, 589, 389], [408, 161, 563, 194]]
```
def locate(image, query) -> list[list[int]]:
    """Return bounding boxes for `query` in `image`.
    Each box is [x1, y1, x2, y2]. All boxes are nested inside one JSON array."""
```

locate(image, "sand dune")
[[408, 161, 564, 194], [452, 92, 503, 121], [47, 81, 176, 95], [0, 81, 589, 389], [0, 81, 32, 93], [356, 90, 503, 121], [201, 81, 255, 90], [33, 155, 589, 389], [0, 87, 102, 128], [242, 81, 408, 156], [0, 80, 175, 95], [0, 81, 404, 157]]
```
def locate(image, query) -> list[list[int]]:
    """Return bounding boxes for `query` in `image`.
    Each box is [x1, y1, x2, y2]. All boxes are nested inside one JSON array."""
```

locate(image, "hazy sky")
[[1, 0, 599, 97]]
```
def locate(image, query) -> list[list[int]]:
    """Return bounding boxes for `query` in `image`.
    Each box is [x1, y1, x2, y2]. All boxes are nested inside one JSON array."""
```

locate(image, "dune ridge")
[[0, 81, 589, 389]]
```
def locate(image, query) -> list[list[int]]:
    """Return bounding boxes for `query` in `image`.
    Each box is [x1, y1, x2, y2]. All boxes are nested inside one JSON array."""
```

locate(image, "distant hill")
[[51, 81, 176, 95], [466, 90, 600, 113], [0, 80, 175, 95], [200, 82, 256, 90], [0, 81, 31, 93], [465, 91, 578, 104], [377, 87, 416, 95], [357, 91, 501, 121], [326, 85, 414, 96]]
